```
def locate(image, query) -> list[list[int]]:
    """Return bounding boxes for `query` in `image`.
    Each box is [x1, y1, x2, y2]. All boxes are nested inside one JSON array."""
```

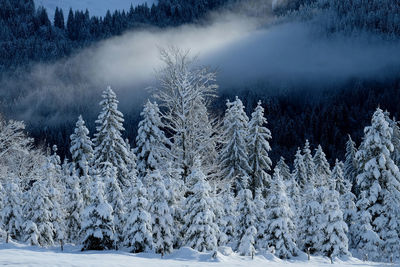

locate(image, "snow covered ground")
[[0, 242, 396, 267], [35, 0, 155, 18]]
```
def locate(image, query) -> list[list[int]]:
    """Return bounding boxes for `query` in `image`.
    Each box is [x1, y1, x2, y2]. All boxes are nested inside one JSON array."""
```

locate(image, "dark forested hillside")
[[1, 0, 400, 165], [0, 0, 233, 72]]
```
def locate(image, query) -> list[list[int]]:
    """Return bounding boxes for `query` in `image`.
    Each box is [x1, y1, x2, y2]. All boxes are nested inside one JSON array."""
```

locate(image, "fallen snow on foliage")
[[0, 241, 396, 267]]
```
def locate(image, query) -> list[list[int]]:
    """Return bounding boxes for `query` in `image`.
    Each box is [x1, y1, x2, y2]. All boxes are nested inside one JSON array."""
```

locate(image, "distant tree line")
[[0, 0, 233, 73]]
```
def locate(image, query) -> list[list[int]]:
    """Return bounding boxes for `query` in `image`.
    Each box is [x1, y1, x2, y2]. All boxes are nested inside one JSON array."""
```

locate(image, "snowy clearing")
[[0, 242, 395, 267]]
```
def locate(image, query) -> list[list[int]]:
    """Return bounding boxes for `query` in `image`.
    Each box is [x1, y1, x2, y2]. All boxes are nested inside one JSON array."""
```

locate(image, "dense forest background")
[[0, 0, 399, 164]]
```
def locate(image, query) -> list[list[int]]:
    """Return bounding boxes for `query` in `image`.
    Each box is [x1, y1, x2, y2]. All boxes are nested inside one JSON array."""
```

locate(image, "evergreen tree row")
[[0, 51, 400, 263]]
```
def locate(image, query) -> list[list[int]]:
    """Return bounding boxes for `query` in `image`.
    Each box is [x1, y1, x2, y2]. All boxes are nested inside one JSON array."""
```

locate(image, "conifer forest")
[[0, 0, 400, 266]]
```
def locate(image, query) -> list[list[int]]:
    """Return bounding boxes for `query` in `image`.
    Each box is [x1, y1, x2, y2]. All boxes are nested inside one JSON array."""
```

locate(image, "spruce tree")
[[135, 100, 170, 183], [220, 97, 251, 195], [123, 179, 152, 253], [354, 108, 400, 261], [292, 148, 307, 191], [321, 178, 350, 260], [102, 163, 125, 246], [313, 145, 331, 188], [236, 177, 257, 256], [344, 135, 358, 195], [148, 170, 174, 255], [70, 115, 93, 204], [182, 159, 219, 252], [247, 101, 272, 196], [219, 183, 237, 245], [297, 179, 322, 254], [93, 86, 130, 188], [278, 157, 300, 221], [81, 177, 115, 251], [2, 180, 23, 241], [23, 179, 55, 247], [303, 140, 316, 186], [265, 168, 298, 259], [65, 168, 84, 244], [332, 159, 356, 248]]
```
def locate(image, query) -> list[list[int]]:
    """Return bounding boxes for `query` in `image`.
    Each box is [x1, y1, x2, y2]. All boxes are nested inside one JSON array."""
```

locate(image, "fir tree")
[[182, 159, 219, 252], [355, 108, 400, 260], [297, 179, 322, 254], [247, 101, 272, 196], [123, 179, 152, 253], [148, 170, 174, 255], [321, 179, 350, 260], [292, 148, 307, 191], [70, 115, 93, 204], [2, 180, 23, 241], [23, 179, 55, 247], [303, 140, 316, 186], [344, 135, 358, 195], [81, 178, 115, 251], [265, 168, 298, 259], [332, 159, 356, 248], [65, 168, 84, 243], [93, 86, 130, 188], [135, 100, 170, 183], [236, 177, 257, 256], [313, 145, 331, 188], [220, 97, 251, 195], [102, 162, 125, 246], [219, 183, 237, 245]]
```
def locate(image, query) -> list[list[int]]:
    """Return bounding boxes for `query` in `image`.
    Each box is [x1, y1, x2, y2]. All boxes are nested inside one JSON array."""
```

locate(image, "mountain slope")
[[35, 0, 154, 17]]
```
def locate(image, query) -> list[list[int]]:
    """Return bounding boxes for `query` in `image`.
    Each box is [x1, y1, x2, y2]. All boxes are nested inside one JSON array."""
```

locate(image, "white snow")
[[0, 241, 395, 267], [35, 0, 155, 18]]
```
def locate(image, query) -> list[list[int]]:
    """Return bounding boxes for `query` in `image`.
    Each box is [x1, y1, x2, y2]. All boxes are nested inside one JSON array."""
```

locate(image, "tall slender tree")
[[93, 86, 130, 188], [247, 101, 272, 196], [220, 97, 251, 195]]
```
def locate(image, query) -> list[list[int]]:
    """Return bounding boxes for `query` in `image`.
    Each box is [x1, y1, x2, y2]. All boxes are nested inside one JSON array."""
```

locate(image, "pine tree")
[[292, 148, 307, 191], [123, 179, 152, 253], [23, 179, 55, 247], [163, 162, 184, 248], [182, 159, 219, 252], [278, 157, 300, 222], [2, 180, 23, 241], [65, 168, 84, 244], [253, 189, 267, 251], [219, 183, 237, 245], [236, 177, 257, 256], [297, 179, 322, 254], [303, 140, 316, 187], [344, 135, 358, 195], [354, 108, 400, 261], [265, 167, 298, 259], [313, 145, 331, 188], [44, 147, 66, 245], [135, 100, 170, 183], [70, 115, 93, 204], [81, 177, 115, 251], [148, 170, 174, 255], [332, 159, 356, 248], [220, 97, 251, 195], [93, 86, 130, 188], [247, 101, 272, 196], [353, 192, 382, 260], [321, 179, 349, 260], [102, 162, 125, 246]]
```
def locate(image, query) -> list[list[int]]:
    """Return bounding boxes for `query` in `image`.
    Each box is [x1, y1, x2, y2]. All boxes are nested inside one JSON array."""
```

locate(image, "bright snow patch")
[[0, 241, 395, 267]]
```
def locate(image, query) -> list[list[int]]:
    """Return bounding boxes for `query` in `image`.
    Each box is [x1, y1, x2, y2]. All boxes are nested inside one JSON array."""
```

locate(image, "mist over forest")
[[1, 0, 400, 162]]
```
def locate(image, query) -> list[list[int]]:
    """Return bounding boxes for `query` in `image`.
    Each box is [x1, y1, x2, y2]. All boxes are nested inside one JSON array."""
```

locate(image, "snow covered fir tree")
[[0, 50, 400, 264]]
